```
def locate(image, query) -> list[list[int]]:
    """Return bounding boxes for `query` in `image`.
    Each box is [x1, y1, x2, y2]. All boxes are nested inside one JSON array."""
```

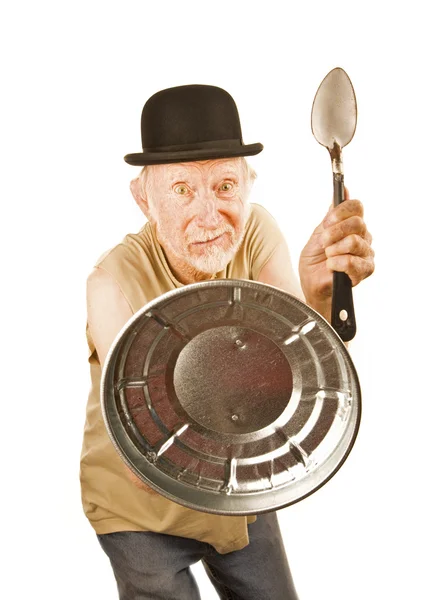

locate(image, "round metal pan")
[[101, 279, 361, 515]]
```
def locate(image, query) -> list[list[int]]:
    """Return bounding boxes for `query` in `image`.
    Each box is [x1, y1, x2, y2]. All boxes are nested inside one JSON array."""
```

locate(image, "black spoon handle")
[[331, 173, 356, 341]]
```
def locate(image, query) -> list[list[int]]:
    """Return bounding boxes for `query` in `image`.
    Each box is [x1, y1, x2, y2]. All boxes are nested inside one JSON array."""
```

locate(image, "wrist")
[[304, 294, 332, 324]]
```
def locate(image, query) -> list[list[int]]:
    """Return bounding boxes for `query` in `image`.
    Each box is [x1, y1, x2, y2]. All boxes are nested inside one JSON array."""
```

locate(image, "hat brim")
[[124, 143, 263, 166]]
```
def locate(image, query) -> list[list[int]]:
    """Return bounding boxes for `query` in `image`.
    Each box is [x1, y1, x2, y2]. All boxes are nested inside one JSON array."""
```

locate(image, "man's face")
[[143, 158, 252, 275]]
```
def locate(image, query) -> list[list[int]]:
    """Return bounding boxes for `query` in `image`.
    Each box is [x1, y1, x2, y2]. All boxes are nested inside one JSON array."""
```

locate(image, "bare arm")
[[87, 267, 134, 367], [87, 267, 159, 492], [256, 240, 305, 302]]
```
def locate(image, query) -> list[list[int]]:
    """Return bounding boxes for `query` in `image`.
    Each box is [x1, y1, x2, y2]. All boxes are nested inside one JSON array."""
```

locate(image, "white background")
[[2, 1, 432, 599]]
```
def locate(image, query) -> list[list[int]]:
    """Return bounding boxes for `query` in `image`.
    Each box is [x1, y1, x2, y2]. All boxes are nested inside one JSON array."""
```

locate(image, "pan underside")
[[102, 280, 361, 515]]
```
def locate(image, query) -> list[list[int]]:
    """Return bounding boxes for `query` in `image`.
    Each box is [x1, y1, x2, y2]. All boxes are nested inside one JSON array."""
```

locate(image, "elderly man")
[[80, 84, 374, 600]]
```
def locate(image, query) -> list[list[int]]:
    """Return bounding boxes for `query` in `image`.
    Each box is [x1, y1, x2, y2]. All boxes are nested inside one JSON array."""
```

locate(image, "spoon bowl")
[[311, 67, 357, 154]]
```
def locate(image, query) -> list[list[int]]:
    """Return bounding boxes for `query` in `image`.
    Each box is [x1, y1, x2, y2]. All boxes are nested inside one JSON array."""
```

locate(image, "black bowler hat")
[[124, 84, 263, 166]]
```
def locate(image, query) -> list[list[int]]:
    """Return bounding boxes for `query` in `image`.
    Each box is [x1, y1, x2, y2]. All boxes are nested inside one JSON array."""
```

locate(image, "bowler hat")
[[124, 84, 263, 166]]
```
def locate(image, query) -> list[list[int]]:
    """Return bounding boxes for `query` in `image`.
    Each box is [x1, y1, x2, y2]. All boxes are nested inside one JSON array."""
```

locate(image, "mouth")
[[191, 232, 228, 246]]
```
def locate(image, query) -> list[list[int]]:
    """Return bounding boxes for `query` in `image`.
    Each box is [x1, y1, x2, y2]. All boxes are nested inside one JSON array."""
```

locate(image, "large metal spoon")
[[311, 67, 358, 341]]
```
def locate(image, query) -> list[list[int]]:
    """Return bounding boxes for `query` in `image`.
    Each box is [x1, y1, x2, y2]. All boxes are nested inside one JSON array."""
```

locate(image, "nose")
[[194, 190, 223, 228]]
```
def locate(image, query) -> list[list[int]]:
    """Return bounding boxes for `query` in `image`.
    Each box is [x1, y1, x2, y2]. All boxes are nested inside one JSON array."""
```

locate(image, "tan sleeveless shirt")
[[80, 203, 286, 554]]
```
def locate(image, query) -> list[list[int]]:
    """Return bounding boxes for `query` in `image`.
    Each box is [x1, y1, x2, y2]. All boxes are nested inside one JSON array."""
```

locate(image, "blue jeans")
[[97, 512, 299, 599]]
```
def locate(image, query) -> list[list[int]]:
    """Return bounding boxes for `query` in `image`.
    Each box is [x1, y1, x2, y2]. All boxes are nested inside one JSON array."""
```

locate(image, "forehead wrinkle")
[[177, 158, 242, 175], [151, 159, 246, 189], [212, 168, 240, 178], [208, 158, 243, 173], [164, 162, 204, 181]]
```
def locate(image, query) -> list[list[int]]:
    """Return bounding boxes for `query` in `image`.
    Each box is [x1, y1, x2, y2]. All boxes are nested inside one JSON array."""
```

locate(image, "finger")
[[325, 234, 375, 259], [326, 254, 375, 286], [323, 199, 364, 228], [322, 215, 367, 246]]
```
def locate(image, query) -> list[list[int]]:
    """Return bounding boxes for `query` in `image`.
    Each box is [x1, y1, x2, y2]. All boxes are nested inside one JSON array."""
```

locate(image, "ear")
[[130, 177, 151, 219]]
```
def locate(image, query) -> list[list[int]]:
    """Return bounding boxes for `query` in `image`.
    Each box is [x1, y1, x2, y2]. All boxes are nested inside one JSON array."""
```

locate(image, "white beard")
[[183, 204, 251, 274], [153, 204, 251, 276], [185, 229, 246, 274]]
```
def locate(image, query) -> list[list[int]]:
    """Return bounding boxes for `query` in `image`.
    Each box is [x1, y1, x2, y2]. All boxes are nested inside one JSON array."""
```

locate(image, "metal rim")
[[101, 279, 361, 515]]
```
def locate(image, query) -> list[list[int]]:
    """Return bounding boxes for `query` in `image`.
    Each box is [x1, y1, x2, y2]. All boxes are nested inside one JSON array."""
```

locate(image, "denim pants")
[[97, 511, 299, 600]]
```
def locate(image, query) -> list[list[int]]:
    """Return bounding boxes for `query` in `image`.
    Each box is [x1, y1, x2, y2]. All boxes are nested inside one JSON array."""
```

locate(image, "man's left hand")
[[299, 189, 375, 315]]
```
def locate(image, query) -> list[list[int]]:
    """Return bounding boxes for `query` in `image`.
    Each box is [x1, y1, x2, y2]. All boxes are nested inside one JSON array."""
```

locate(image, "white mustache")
[[187, 224, 234, 244]]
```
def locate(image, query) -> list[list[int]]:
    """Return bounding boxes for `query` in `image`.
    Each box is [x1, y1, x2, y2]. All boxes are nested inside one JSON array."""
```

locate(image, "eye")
[[174, 184, 190, 195], [219, 181, 234, 192]]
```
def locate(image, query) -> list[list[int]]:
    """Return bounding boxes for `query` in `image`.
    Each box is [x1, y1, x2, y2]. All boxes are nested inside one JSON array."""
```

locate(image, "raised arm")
[[256, 238, 305, 302], [257, 238, 351, 349]]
